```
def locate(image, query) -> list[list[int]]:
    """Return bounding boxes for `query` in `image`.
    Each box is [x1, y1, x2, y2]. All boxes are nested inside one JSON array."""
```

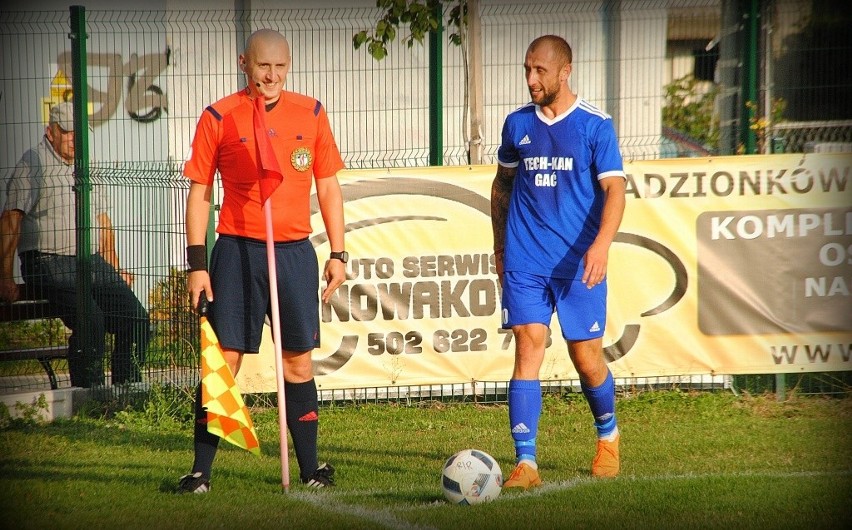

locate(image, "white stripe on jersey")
[[509, 101, 536, 117], [598, 169, 626, 180], [578, 99, 612, 120]]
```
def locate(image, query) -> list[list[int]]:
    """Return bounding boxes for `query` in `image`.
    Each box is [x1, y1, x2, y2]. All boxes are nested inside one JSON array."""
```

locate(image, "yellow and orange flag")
[[200, 316, 260, 455]]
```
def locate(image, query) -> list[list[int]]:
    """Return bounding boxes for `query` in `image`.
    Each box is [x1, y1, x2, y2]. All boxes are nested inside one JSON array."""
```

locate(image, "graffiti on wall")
[[53, 48, 169, 126]]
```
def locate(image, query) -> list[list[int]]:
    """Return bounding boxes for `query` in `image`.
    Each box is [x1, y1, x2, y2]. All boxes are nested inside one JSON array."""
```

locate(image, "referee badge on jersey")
[[290, 146, 313, 172]]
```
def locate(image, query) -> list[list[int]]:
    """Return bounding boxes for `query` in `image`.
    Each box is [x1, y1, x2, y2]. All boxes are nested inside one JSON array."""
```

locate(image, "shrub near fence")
[[0, 316, 70, 393]]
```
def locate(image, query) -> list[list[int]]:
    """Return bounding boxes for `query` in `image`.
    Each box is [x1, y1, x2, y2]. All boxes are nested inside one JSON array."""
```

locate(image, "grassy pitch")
[[1, 390, 849, 529]]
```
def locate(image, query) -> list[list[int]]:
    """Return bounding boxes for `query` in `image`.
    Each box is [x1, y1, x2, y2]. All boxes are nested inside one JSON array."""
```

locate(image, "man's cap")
[[48, 102, 75, 132]]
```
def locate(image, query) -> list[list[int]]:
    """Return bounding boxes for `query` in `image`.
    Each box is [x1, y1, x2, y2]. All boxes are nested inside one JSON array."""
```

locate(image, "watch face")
[[332, 251, 348, 263]]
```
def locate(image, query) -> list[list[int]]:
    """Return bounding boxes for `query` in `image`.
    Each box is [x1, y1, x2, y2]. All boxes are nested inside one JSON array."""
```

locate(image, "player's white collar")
[[534, 97, 581, 126]]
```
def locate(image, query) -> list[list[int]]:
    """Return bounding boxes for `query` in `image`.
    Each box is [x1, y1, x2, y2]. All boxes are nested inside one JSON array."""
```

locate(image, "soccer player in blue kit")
[[491, 35, 627, 490]]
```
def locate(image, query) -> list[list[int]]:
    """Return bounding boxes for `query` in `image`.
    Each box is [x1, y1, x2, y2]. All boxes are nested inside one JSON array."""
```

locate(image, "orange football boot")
[[502, 461, 542, 491], [591, 434, 620, 478]]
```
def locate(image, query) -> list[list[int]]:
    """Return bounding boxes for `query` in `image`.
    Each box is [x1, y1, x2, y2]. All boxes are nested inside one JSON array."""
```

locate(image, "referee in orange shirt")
[[177, 29, 347, 493]]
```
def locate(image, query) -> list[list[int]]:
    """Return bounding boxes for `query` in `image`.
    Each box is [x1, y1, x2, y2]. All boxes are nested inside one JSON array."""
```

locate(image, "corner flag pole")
[[264, 198, 290, 491], [254, 93, 288, 491]]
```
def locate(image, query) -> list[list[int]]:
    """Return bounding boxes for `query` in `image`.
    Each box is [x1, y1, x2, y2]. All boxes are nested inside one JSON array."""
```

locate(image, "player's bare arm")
[[582, 176, 626, 288], [316, 175, 346, 303], [185, 181, 214, 307], [0, 209, 23, 303], [97, 212, 134, 286], [491, 164, 516, 282]]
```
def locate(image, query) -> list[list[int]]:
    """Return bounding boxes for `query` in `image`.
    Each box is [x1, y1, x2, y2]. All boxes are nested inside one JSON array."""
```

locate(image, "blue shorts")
[[501, 270, 607, 341], [208, 235, 320, 353]]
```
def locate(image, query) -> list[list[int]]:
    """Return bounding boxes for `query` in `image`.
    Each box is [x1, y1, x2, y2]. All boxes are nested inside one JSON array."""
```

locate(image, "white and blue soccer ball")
[[441, 449, 503, 505]]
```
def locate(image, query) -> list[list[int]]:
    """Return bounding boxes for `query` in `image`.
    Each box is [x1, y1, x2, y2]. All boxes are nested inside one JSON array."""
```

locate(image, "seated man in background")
[[0, 102, 149, 387]]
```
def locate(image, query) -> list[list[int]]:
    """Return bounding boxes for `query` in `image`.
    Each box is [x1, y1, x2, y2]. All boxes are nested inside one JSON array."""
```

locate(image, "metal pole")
[[429, 2, 443, 166], [763, 1, 774, 153], [775, 373, 786, 401], [235, 0, 251, 86], [264, 199, 290, 491], [467, 0, 484, 165], [741, 0, 759, 154], [603, 0, 622, 126], [718, 0, 739, 155], [70, 5, 98, 386]]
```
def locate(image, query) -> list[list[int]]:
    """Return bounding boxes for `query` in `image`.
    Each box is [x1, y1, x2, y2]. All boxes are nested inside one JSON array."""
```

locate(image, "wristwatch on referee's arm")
[[330, 250, 349, 263]]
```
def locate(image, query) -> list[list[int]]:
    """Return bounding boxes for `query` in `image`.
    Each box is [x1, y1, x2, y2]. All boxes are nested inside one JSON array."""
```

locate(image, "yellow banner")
[[237, 154, 852, 393]]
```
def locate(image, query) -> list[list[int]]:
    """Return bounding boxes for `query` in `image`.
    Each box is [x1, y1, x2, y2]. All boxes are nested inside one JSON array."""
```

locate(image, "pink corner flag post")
[[253, 95, 289, 491], [264, 199, 289, 491]]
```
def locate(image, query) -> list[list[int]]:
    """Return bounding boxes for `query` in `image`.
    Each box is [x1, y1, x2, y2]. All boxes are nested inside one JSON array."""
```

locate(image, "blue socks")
[[509, 379, 541, 465], [581, 370, 618, 440], [509, 372, 617, 468]]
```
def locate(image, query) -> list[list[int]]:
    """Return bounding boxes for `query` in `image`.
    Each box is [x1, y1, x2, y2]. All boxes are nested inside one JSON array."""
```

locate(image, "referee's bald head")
[[244, 29, 290, 61]]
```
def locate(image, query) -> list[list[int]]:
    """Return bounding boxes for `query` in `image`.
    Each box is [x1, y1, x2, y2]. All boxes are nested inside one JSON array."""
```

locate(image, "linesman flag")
[[200, 312, 260, 455]]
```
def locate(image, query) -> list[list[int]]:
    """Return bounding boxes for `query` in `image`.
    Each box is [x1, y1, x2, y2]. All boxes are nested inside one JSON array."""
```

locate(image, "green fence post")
[[429, 3, 443, 166], [70, 5, 98, 385], [740, 0, 759, 154], [775, 373, 786, 401]]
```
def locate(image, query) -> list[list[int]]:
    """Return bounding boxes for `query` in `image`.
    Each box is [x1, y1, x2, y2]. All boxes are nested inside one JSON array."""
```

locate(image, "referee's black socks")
[[285, 379, 320, 481], [192, 383, 220, 479]]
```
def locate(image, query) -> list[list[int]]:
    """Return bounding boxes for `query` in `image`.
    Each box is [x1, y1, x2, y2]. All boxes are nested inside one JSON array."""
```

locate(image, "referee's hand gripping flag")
[[198, 298, 260, 455]]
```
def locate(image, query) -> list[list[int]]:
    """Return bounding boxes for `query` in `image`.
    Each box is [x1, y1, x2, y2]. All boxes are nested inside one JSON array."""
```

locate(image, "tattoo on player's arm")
[[491, 165, 516, 251]]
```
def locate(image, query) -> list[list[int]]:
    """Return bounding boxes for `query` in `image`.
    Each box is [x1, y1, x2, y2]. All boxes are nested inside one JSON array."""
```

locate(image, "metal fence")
[[1, 1, 850, 399]]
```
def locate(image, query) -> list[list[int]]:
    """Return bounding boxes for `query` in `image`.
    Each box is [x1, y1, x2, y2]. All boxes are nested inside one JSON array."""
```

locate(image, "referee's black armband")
[[186, 245, 208, 272]]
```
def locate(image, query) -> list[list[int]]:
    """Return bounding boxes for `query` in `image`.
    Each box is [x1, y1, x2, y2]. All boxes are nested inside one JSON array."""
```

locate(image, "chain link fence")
[[1, 1, 849, 400]]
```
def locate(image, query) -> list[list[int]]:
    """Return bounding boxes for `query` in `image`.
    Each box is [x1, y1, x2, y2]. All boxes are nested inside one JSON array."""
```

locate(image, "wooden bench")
[[0, 283, 68, 390]]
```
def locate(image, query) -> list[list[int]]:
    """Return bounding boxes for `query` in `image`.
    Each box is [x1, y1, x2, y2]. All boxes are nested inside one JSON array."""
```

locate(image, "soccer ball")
[[441, 449, 503, 505]]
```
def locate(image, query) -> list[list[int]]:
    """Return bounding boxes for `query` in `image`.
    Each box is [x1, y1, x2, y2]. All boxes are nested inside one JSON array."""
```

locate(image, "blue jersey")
[[497, 98, 625, 280]]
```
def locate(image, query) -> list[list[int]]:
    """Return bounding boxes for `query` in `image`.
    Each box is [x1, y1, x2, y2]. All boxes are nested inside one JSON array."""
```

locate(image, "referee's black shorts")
[[208, 235, 320, 353]]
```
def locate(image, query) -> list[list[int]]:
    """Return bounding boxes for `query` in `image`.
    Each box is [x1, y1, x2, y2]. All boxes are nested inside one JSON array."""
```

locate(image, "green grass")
[[1, 390, 850, 529]]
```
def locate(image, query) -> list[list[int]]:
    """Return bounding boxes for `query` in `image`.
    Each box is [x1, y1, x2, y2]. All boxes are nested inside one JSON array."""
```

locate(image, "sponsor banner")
[[237, 154, 852, 393]]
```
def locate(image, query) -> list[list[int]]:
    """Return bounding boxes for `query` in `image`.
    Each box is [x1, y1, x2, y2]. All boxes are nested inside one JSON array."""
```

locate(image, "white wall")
[[617, 2, 667, 160], [2, 0, 714, 305]]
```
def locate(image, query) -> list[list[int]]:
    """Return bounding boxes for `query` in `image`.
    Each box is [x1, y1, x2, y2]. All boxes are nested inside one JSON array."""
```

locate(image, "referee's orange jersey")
[[184, 89, 345, 242]]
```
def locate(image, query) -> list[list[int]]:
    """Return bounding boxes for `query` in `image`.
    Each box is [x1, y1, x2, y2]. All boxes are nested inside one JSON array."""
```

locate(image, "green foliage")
[[662, 74, 720, 149], [353, 0, 467, 61], [0, 393, 50, 428], [0, 319, 68, 377], [67, 382, 195, 424], [0, 318, 66, 350], [110, 383, 194, 429], [146, 267, 199, 368], [741, 97, 787, 154]]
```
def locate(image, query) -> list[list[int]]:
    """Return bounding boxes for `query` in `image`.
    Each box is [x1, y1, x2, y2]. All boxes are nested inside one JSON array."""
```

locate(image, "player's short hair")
[[528, 35, 572, 67]]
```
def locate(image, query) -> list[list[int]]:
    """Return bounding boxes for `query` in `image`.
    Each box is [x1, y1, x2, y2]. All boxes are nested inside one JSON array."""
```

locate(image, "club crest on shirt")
[[291, 146, 313, 172]]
